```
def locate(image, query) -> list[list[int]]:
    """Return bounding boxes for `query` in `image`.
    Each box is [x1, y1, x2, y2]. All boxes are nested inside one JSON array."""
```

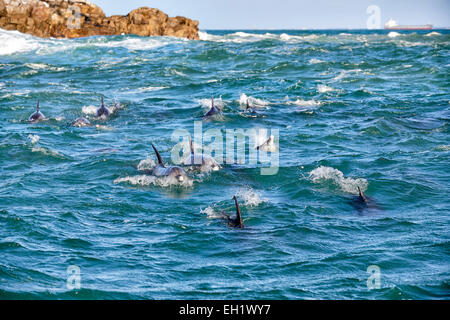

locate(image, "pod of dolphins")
[[27, 95, 375, 228]]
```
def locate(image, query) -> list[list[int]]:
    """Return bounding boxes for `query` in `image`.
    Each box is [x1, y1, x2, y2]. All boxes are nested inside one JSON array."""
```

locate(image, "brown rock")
[[0, 0, 6, 17], [0, 0, 199, 39]]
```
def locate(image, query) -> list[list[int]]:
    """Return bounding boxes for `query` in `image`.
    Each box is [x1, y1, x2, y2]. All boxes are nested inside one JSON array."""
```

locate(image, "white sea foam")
[[309, 166, 368, 194], [239, 93, 270, 109], [425, 31, 441, 37], [286, 98, 321, 107], [137, 86, 167, 93], [31, 146, 64, 158], [309, 58, 325, 64], [137, 157, 156, 171], [0, 30, 40, 55], [24, 63, 67, 72], [0, 29, 180, 56], [95, 124, 114, 131], [82, 105, 98, 115], [27, 134, 40, 145], [82, 105, 114, 116], [387, 31, 401, 38], [196, 97, 225, 110], [200, 206, 224, 219], [317, 84, 336, 93], [236, 188, 267, 207], [434, 145, 450, 151], [199, 31, 280, 43], [114, 174, 193, 187]]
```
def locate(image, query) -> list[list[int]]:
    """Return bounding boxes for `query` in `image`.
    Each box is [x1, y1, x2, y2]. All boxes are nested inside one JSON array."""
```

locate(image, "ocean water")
[[0, 29, 449, 300]]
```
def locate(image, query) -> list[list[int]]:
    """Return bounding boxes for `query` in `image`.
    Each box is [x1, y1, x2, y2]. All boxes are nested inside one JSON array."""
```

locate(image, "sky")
[[90, 0, 450, 30]]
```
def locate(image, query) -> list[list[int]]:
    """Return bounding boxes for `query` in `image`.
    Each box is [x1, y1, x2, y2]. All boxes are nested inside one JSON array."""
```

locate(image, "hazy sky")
[[91, 0, 449, 29]]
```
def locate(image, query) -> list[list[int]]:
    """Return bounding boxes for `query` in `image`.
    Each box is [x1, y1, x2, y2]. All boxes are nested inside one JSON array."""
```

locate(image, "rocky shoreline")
[[0, 0, 199, 39]]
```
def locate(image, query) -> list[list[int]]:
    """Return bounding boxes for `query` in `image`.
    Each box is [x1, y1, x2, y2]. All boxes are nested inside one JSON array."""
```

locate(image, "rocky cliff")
[[0, 0, 199, 39]]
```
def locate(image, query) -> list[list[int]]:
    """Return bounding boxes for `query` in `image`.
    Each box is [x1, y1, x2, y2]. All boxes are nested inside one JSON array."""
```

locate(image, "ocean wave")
[[199, 31, 315, 43], [31, 146, 65, 159], [0, 29, 182, 56], [309, 166, 368, 194], [425, 32, 441, 37], [24, 63, 66, 72], [0, 29, 40, 55]]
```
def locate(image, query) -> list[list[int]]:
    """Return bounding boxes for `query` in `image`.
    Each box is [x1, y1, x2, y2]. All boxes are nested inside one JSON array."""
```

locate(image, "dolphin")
[[182, 136, 221, 172], [150, 144, 188, 183], [72, 117, 93, 127], [96, 96, 110, 118], [350, 186, 379, 214], [221, 196, 244, 228], [256, 135, 277, 152], [202, 97, 221, 119], [28, 99, 45, 123]]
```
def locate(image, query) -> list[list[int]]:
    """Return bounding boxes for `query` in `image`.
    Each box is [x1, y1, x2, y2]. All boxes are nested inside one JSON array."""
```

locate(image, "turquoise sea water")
[[0, 29, 449, 299]]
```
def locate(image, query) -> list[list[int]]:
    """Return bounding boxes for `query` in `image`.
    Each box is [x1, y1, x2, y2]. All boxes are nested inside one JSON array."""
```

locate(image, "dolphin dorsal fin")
[[358, 186, 367, 202], [211, 96, 214, 109], [188, 136, 194, 155], [36, 99, 40, 112], [101, 96, 104, 108], [246, 99, 250, 109], [233, 196, 243, 228], [152, 144, 165, 167]]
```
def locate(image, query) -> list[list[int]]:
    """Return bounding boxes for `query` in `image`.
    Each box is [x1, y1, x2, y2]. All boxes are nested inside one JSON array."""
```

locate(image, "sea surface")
[[0, 29, 449, 299]]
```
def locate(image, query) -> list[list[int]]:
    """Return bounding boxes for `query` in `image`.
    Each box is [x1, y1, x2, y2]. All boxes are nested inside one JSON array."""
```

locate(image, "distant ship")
[[384, 19, 432, 30]]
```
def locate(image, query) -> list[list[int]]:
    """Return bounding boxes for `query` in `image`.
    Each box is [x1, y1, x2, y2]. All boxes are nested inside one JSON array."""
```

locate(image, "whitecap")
[[309, 58, 324, 64], [387, 31, 401, 38], [287, 98, 321, 107], [27, 134, 40, 145], [236, 188, 268, 207], [95, 124, 114, 131], [425, 31, 441, 37], [309, 166, 368, 194], [31, 146, 64, 158], [0, 29, 40, 55], [317, 84, 336, 93], [239, 93, 270, 109], [82, 105, 98, 115], [196, 97, 225, 110], [137, 86, 167, 92], [200, 206, 224, 219], [137, 157, 156, 171], [114, 174, 193, 187]]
